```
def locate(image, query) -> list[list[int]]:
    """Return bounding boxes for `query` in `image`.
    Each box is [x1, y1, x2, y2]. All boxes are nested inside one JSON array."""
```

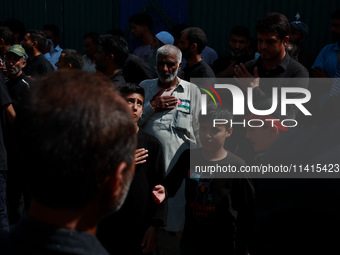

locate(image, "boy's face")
[[124, 93, 144, 123], [199, 121, 231, 151]]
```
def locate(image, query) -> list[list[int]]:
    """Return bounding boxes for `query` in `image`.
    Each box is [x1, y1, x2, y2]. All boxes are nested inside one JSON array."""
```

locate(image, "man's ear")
[[226, 127, 233, 138], [282, 36, 290, 46], [67, 63, 73, 69], [21, 59, 27, 69], [178, 62, 183, 72], [190, 43, 197, 53], [107, 53, 114, 63], [104, 162, 128, 198]]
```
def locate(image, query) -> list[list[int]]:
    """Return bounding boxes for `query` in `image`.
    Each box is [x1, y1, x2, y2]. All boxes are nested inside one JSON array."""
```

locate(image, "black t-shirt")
[[183, 60, 216, 81], [23, 54, 54, 77], [110, 69, 126, 88], [97, 129, 166, 255], [0, 215, 110, 255], [6, 73, 31, 109], [212, 53, 253, 76], [165, 149, 254, 255], [122, 54, 157, 84], [244, 53, 309, 99]]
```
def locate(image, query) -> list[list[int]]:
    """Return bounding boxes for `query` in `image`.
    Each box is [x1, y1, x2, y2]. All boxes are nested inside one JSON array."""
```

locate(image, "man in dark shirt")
[[0, 70, 136, 254], [4, 44, 31, 225], [212, 26, 253, 77], [178, 27, 215, 81], [122, 53, 157, 84], [95, 34, 129, 88], [234, 13, 309, 100], [5, 44, 31, 107], [21, 30, 54, 77], [0, 71, 15, 233]]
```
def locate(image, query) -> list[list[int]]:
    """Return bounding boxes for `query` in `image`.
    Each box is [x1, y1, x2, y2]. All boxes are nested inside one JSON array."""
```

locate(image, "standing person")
[[82, 32, 99, 73], [0, 71, 16, 233], [178, 27, 215, 81], [311, 10, 340, 78], [154, 104, 255, 255], [4, 45, 31, 226], [94, 34, 129, 88], [129, 13, 154, 63], [43, 24, 63, 69], [290, 19, 315, 71], [0, 69, 136, 254], [21, 30, 54, 77], [4, 44, 31, 109], [97, 83, 166, 255], [212, 26, 253, 77], [139, 44, 201, 254], [234, 12, 309, 99]]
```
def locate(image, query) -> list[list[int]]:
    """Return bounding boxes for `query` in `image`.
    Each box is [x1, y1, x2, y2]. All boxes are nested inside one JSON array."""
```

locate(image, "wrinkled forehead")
[[157, 52, 179, 63]]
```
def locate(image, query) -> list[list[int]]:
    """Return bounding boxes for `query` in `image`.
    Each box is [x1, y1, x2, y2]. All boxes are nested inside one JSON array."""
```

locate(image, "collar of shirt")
[[153, 77, 185, 95], [256, 53, 290, 76]]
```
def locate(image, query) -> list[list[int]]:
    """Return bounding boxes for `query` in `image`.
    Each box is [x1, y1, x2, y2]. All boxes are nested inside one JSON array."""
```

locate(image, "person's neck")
[[158, 77, 179, 90], [28, 49, 41, 59], [202, 147, 228, 161], [142, 32, 154, 46], [135, 124, 139, 134], [8, 70, 23, 80], [105, 66, 120, 78], [263, 51, 286, 70], [186, 54, 202, 67], [29, 199, 98, 235]]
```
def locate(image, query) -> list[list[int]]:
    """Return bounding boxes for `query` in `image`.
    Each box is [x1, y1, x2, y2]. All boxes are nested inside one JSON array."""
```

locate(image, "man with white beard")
[[139, 44, 201, 254]]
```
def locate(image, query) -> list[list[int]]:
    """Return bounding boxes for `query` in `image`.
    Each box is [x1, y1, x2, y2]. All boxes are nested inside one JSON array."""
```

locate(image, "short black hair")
[[3, 19, 26, 42], [119, 83, 145, 99], [230, 26, 250, 40], [182, 27, 207, 54], [0, 26, 13, 45], [97, 34, 130, 67], [28, 30, 47, 53], [43, 24, 60, 38], [62, 49, 84, 69], [83, 32, 99, 43], [129, 13, 153, 30], [199, 103, 233, 129], [256, 12, 291, 40], [15, 70, 136, 209]]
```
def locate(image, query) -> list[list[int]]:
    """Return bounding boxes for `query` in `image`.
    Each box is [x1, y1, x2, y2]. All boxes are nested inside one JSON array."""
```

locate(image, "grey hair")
[[156, 44, 182, 64]]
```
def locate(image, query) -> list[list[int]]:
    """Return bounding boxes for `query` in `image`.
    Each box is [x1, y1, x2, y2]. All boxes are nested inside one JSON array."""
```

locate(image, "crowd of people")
[[0, 9, 339, 255]]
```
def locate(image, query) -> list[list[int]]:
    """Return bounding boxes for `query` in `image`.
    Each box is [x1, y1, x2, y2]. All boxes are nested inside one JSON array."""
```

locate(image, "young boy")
[[153, 104, 254, 255]]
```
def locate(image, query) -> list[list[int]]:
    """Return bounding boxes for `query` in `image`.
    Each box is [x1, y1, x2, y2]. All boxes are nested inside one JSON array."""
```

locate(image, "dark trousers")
[[0, 170, 9, 232]]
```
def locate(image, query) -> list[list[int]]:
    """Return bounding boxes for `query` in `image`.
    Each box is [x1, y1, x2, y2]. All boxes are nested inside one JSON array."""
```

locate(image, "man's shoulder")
[[139, 78, 158, 88]]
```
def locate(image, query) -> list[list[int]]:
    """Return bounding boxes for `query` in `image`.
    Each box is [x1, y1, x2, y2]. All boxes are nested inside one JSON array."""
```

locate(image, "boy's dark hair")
[[119, 83, 145, 99], [28, 30, 47, 53], [256, 12, 291, 40], [0, 26, 13, 45], [83, 32, 99, 43], [97, 34, 129, 67], [182, 27, 207, 54], [62, 49, 84, 69], [43, 24, 60, 38], [230, 26, 250, 40], [128, 13, 153, 30], [199, 103, 233, 129], [15, 70, 136, 209]]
